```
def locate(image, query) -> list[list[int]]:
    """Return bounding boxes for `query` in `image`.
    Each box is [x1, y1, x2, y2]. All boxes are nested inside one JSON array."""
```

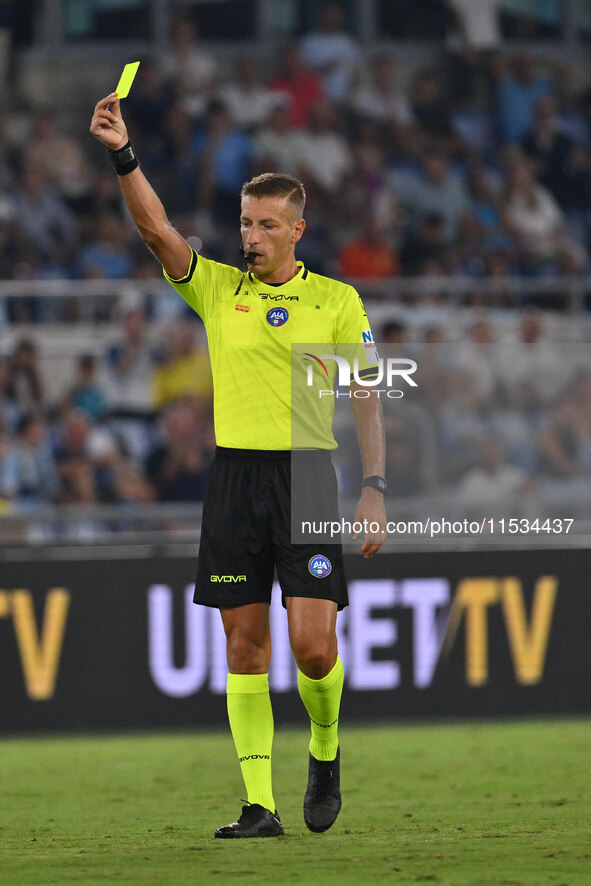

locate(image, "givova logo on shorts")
[[211, 575, 247, 582], [308, 555, 332, 578]]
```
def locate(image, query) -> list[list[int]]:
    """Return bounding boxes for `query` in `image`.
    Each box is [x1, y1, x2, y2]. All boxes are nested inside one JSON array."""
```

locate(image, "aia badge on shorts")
[[266, 307, 288, 327], [308, 555, 332, 578]]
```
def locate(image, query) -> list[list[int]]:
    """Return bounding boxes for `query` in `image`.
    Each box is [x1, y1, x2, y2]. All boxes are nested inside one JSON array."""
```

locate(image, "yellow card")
[[115, 61, 140, 99]]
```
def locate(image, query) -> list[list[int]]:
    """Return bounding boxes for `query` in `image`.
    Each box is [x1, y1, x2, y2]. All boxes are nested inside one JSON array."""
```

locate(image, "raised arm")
[[350, 385, 387, 558], [90, 93, 192, 280]]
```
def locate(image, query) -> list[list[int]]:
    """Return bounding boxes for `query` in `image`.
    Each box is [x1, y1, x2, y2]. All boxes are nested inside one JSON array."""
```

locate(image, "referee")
[[91, 93, 387, 838]]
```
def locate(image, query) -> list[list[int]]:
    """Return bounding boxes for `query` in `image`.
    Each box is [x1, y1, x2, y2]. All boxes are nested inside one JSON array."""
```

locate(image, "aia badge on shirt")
[[308, 555, 332, 578], [267, 307, 289, 327]]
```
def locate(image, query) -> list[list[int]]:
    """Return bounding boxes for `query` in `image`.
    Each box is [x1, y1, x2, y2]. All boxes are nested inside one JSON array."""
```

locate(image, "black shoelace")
[[313, 762, 336, 800]]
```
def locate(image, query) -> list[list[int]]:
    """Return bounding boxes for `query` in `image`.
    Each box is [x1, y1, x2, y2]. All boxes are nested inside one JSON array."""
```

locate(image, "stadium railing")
[[0, 497, 589, 554], [1, 275, 591, 320]]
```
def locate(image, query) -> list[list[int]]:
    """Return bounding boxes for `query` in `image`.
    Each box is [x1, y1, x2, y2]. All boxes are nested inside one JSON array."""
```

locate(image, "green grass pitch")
[[2, 720, 590, 885]]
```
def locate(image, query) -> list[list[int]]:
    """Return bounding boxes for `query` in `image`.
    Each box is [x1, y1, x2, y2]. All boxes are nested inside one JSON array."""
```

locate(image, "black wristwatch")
[[362, 475, 388, 495]]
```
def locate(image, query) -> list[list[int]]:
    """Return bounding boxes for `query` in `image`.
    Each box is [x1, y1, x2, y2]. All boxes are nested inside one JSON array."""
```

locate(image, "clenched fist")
[[90, 93, 128, 151]]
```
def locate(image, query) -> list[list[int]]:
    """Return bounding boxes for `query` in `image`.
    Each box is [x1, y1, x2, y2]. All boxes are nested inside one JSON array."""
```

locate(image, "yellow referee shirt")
[[164, 251, 378, 450]]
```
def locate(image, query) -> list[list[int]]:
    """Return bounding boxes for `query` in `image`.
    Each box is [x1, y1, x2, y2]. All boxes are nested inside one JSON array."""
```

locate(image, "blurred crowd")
[[2, 305, 591, 516], [0, 310, 215, 511], [1, 0, 591, 516], [335, 309, 591, 517], [0, 1, 591, 303]]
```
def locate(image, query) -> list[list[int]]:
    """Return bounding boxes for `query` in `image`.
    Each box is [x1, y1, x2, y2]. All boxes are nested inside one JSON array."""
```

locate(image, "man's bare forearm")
[[90, 93, 191, 280], [351, 387, 386, 479], [119, 166, 168, 244], [118, 167, 191, 279], [350, 386, 387, 557]]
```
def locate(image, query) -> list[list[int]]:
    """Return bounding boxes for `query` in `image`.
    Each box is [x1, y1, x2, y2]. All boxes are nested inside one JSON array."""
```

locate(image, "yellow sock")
[[226, 673, 275, 812], [297, 656, 344, 762]]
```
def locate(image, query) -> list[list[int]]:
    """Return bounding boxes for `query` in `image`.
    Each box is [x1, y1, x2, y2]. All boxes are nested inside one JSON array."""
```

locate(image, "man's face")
[[481, 439, 502, 471], [424, 154, 447, 184], [321, 3, 344, 32], [25, 419, 46, 447], [240, 195, 305, 280]]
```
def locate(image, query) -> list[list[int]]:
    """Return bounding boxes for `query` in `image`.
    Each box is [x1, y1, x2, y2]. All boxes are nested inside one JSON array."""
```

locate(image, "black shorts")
[[194, 447, 348, 610]]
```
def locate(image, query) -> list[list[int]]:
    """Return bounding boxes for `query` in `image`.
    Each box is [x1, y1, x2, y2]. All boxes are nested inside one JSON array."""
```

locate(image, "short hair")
[[78, 354, 95, 371], [241, 173, 306, 221], [382, 320, 407, 341], [206, 98, 228, 117], [17, 411, 42, 436]]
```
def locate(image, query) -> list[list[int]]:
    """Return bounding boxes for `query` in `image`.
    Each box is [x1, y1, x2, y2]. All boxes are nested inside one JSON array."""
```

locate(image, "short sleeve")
[[163, 250, 242, 324], [335, 285, 379, 380]]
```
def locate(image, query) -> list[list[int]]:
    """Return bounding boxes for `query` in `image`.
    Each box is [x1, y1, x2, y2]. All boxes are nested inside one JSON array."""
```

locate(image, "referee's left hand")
[[352, 488, 387, 558]]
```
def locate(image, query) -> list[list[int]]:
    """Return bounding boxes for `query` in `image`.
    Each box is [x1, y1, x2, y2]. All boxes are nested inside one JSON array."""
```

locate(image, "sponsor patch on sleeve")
[[361, 330, 379, 364]]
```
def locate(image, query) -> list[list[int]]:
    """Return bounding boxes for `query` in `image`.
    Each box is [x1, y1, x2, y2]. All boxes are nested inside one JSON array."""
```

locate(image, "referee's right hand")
[[90, 93, 128, 151]]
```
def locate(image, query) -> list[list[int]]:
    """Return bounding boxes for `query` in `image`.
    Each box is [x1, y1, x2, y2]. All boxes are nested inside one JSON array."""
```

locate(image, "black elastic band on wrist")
[[107, 140, 139, 176]]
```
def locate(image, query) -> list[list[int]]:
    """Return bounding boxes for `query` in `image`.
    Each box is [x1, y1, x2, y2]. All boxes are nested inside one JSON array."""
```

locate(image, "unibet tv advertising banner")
[[0, 549, 587, 733]]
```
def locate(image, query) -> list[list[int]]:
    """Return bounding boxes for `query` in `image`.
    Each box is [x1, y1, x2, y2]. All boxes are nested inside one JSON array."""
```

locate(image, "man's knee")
[[221, 603, 271, 674], [286, 597, 338, 678], [226, 632, 270, 674], [292, 637, 337, 679]]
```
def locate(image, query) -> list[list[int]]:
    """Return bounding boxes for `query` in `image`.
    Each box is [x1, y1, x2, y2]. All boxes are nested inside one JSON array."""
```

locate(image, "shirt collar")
[[248, 261, 308, 286]]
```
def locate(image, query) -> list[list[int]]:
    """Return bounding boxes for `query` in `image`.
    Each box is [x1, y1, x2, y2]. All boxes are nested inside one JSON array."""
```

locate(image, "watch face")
[[364, 476, 387, 493]]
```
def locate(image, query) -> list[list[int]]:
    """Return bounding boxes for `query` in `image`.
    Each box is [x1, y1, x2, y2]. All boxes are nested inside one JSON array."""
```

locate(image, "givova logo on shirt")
[[260, 293, 299, 301], [308, 555, 332, 578], [266, 307, 289, 326]]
